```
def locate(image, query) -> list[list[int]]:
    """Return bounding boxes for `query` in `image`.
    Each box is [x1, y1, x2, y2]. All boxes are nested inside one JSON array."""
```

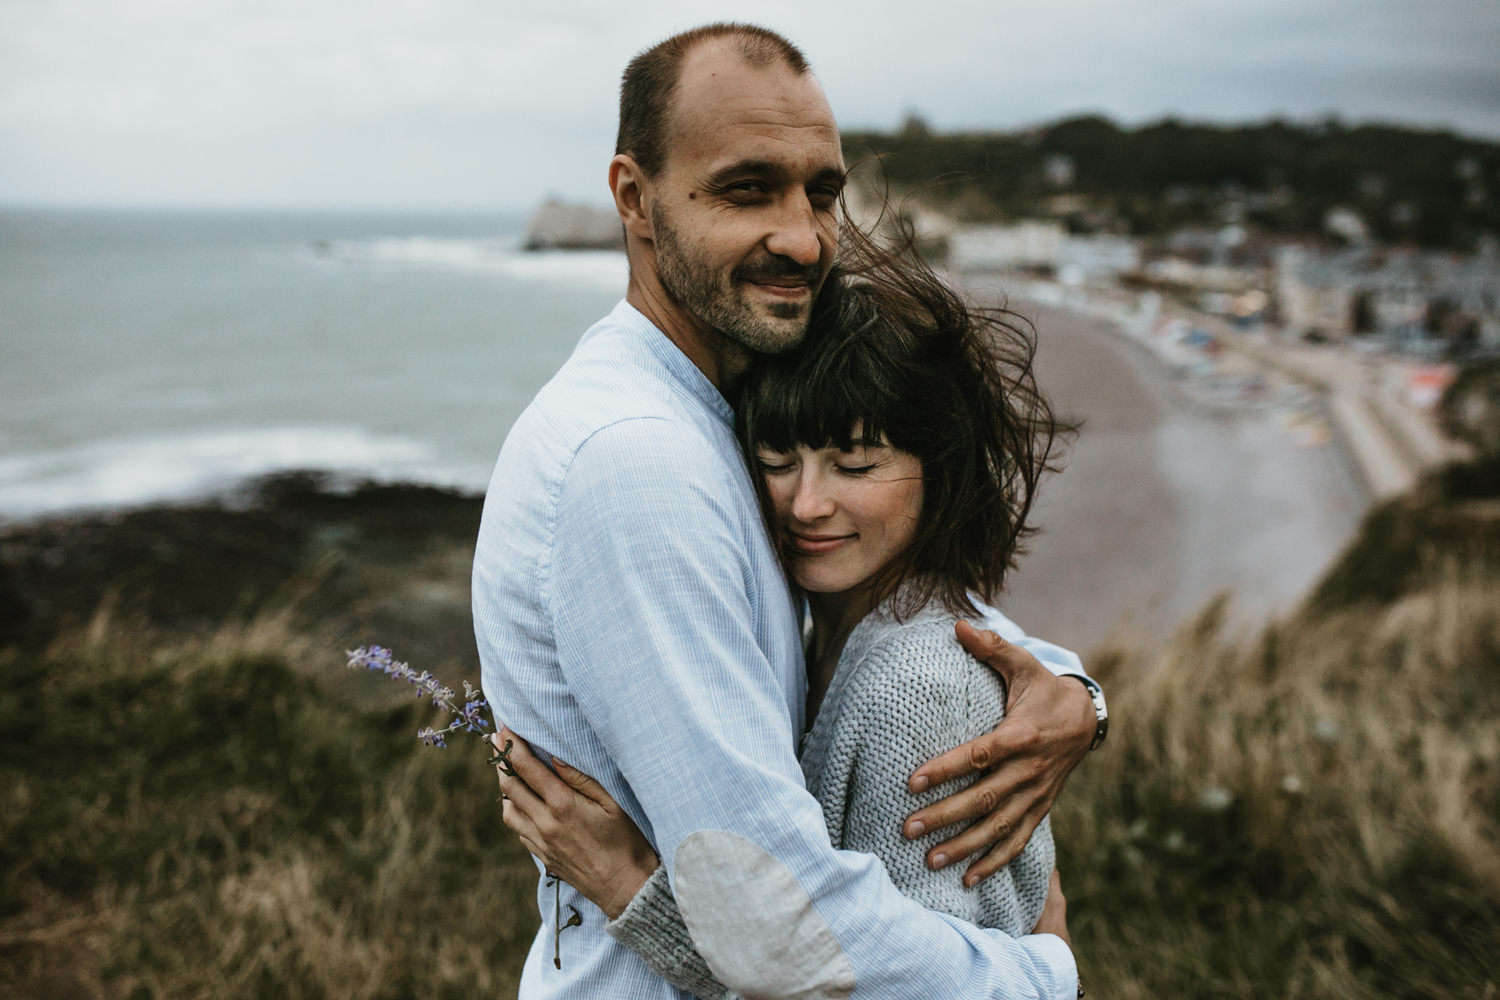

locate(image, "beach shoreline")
[[968, 280, 1371, 655]]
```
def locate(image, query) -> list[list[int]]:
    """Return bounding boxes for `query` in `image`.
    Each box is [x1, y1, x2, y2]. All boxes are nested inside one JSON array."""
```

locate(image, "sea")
[[1, 207, 629, 523], [2, 206, 1373, 646]]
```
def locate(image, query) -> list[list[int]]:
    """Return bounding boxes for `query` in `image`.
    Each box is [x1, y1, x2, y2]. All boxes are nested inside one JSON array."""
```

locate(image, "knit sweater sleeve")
[[605, 865, 735, 1000], [831, 619, 1056, 935]]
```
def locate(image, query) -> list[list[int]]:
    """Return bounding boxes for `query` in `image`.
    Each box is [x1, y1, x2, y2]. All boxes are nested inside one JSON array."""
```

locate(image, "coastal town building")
[[1273, 244, 1500, 353], [947, 221, 1139, 283]]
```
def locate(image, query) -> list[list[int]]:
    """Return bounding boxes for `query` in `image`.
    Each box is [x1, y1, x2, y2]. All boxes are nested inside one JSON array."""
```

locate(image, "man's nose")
[[764, 193, 825, 267]]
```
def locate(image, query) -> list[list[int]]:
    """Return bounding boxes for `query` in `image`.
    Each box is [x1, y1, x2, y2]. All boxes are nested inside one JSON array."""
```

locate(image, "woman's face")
[[755, 433, 924, 599]]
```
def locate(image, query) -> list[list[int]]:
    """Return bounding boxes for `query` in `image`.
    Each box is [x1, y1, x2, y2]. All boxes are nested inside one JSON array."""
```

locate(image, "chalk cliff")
[[522, 199, 623, 251]]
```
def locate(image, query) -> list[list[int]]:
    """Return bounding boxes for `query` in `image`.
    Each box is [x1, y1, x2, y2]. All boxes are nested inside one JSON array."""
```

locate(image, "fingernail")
[[931, 852, 948, 869], [911, 775, 929, 792], [906, 820, 925, 837], [963, 873, 977, 888]]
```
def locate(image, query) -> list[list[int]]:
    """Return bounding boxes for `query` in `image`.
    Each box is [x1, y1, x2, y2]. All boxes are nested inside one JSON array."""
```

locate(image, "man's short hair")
[[617, 23, 811, 177]]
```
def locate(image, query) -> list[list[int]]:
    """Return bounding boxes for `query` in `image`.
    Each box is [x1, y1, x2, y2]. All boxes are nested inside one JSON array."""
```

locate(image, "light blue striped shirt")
[[474, 300, 1079, 999]]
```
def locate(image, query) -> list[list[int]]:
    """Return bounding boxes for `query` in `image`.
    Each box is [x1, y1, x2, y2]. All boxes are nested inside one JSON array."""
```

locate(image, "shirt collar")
[[609, 299, 735, 426]]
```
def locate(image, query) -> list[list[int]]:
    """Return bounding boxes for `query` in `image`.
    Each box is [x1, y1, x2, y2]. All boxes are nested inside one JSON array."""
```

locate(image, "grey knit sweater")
[[606, 600, 1056, 999]]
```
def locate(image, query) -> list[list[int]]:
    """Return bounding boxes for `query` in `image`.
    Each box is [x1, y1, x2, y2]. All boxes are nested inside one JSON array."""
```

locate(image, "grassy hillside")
[[2, 469, 1497, 997]]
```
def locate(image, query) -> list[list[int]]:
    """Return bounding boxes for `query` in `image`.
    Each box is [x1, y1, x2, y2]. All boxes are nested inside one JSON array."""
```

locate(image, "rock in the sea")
[[523, 199, 624, 251]]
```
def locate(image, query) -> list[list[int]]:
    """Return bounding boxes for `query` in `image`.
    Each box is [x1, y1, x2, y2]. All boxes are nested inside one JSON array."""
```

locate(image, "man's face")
[[645, 46, 844, 354]]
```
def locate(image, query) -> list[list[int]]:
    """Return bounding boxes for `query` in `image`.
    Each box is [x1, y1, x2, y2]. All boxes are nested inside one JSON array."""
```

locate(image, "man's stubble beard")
[[651, 205, 820, 357]]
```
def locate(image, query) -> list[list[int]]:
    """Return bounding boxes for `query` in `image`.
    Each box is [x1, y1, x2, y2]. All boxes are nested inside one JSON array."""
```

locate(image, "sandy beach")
[[988, 296, 1370, 656]]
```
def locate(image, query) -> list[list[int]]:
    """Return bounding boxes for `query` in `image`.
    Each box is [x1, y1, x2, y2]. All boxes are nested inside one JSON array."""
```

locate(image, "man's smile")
[[747, 278, 813, 300], [735, 258, 822, 298]]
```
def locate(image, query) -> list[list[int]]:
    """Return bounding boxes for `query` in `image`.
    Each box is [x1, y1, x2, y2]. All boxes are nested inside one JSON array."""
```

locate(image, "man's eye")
[[809, 188, 841, 210]]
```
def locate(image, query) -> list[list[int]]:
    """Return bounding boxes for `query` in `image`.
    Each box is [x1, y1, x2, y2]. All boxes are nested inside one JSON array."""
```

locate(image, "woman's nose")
[[789, 471, 835, 521]]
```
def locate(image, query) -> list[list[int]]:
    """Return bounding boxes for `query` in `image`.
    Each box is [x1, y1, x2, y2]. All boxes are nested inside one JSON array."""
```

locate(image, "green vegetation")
[[1440, 361, 1500, 459], [843, 116, 1500, 249], [1060, 474, 1500, 996], [3, 469, 1498, 997]]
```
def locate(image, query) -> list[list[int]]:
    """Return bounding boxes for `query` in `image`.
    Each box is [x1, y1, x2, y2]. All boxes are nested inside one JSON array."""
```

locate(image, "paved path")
[[985, 300, 1369, 657], [1161, 312, 1469, 500]]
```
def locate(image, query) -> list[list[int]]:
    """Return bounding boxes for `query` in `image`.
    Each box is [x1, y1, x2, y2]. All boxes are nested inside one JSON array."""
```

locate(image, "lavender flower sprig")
[[343, 644, 578, 966], [346, 645, 495, 748]]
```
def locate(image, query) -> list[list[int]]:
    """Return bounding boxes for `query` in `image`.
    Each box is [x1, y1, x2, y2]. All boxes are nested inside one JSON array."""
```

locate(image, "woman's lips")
[[788, 532, 851, 555]]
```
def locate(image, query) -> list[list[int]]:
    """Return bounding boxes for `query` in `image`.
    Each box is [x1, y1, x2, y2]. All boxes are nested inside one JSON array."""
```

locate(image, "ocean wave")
[[311, 236, 628, 290], [0, 427, 489, 523]]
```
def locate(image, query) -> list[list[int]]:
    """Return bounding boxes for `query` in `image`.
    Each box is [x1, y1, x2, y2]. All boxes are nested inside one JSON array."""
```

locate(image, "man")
[[474, 23, 1104, 999]]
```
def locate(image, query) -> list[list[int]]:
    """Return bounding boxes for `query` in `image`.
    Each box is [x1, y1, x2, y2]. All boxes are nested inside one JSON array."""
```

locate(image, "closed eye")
[[808, 186, 842, 211], [722, 180, 770, 201]]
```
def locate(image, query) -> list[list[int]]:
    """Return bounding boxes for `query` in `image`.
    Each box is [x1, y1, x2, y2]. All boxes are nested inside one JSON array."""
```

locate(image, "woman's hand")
[[1032, 868, 1071, 948], [491, 728, 660, 919]]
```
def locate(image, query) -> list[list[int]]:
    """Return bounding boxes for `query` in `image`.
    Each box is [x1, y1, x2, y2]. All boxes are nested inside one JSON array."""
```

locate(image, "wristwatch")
[[1073, 675, 1108, 751]]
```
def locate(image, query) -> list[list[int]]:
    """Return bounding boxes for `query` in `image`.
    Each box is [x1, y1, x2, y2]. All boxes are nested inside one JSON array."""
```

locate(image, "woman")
[[494, 240, 1074, 996]]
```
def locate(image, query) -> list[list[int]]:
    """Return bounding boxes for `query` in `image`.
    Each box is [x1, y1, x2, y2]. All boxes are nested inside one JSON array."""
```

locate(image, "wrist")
[[601, 854, 660, 920]]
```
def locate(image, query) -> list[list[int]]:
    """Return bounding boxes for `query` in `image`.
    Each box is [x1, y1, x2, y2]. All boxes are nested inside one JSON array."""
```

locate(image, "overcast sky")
[[2, 0, 1497, 211]]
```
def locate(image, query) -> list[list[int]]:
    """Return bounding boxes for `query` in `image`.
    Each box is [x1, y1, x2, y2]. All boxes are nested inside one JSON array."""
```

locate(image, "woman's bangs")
[[747, 349, 892, 453]]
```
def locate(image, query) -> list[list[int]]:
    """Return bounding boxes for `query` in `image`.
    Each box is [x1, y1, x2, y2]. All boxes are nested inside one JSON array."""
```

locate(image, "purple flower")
[[347, 646, 495, 749]]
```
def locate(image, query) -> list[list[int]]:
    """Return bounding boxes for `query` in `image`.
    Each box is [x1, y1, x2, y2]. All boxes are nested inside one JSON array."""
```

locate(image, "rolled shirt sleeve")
[[972, 601, 1091, 682]]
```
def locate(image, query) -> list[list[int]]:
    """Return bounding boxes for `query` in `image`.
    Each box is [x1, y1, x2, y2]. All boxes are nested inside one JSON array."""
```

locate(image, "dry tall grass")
[[1059, 565, 1500, 998], [1, 609, 540, 1000]]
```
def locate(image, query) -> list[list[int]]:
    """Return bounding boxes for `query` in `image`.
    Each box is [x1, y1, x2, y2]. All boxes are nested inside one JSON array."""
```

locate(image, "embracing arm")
[[539, 422, 1077, 1000], [839, 628, 1060, 936], [493, 719, 1074, 1000], [493, 731, 735, 1000], [495, 622, 1074, 998], [906, 619, 1101, 885]]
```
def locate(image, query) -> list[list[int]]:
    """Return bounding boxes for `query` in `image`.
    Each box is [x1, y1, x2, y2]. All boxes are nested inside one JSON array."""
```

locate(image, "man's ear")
[[609, 154, 655, 243]]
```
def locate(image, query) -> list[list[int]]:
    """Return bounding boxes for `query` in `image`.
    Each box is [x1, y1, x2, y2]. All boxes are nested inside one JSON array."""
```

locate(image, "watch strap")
[[1073, 675, 1108, 751]]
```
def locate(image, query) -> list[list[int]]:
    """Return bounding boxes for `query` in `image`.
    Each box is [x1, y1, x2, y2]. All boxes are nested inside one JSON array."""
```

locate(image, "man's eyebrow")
[[704, 160, 781, 186], [811, 166, 848, 191], [704, 160, 848, 190]]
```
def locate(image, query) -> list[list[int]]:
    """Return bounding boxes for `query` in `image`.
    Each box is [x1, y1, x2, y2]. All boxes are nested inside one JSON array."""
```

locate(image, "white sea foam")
[[0, 427, 490, 523], [314, 236, 628, 291]]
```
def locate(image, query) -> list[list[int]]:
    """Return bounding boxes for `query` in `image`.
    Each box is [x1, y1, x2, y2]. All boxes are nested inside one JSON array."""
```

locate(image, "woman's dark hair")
[[736, 226, 1068, 620]]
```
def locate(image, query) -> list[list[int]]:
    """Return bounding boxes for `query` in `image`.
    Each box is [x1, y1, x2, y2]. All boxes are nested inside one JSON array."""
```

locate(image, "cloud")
[[1, 0, 1496, 207]]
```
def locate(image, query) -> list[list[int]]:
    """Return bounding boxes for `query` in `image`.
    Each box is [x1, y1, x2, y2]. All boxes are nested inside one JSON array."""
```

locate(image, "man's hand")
[[904, 621, 1097, 886]]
